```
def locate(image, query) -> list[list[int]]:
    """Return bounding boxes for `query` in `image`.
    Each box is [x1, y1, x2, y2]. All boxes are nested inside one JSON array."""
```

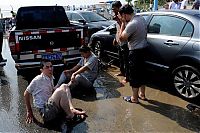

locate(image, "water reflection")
[[0, 39, 20, 131], [0, 69, 10, 112]]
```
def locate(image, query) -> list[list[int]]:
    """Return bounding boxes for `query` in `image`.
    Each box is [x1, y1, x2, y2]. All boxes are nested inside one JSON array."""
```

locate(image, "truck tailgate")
[[16, 28, 83, 51]]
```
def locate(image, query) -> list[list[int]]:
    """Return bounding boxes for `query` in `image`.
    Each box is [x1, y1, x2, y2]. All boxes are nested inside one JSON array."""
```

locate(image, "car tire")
[[172, 65, 200, 99]]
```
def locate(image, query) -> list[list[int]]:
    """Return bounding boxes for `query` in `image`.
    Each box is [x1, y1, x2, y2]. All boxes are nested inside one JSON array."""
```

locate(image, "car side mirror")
[[108, 26, 117, 34], [108, 27, 117, 34], [78, 19, 86, 25]]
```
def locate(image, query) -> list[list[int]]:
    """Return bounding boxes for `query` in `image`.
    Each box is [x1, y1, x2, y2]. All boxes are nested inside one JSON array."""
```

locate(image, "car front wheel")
[[93, 41, 102, 59], [172, 65, 200, 99]]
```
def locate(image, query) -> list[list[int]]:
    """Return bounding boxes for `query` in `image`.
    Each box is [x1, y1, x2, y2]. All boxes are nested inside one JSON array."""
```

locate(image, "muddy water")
[[0, 39, 200, 132]]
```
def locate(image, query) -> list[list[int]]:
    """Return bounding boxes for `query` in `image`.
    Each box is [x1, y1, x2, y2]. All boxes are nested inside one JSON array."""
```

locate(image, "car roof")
[[66, 11, 93, 13], [138, 10, 200, 18]]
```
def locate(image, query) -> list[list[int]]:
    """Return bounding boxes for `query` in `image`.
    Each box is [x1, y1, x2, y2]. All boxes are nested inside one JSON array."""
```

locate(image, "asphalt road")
[[0, 38, 199, 132]]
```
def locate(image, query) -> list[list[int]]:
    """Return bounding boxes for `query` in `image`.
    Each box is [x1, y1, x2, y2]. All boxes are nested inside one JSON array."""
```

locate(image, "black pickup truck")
[[9, 6, 88, 70]]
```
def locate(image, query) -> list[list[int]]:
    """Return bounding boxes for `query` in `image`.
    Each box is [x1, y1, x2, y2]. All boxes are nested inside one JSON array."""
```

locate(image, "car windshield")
[[80, 12, 107, 22]]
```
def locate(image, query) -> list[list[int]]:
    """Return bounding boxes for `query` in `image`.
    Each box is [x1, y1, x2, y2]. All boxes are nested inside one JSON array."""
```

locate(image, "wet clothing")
[[56, 53, 98, 89], [26, 73, 64, 122], [77, 53, 98, 83], [26, 73, 54, 109], [38, 99, 63, 122]]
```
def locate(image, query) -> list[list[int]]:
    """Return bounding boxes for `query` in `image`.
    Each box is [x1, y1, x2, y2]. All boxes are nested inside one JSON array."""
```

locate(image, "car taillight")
[[8, 33, 17, 54], [82, 28, 89, 45]]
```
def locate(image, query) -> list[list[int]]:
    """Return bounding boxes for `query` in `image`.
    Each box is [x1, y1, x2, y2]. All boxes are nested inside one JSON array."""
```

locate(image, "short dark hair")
[[40, 59, 51, 69], [112, 1, 122, 8], [119, 4, 134, 15], [79, 45, 91, 53]]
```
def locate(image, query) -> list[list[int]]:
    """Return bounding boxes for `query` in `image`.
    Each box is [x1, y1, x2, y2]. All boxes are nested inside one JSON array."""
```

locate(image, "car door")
[[145, 14, 193, 69]]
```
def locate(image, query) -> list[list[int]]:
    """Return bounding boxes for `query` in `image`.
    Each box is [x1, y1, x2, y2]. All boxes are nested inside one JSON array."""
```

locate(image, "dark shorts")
[[128, 48, 147, 88], [38, 99, 62, 122]]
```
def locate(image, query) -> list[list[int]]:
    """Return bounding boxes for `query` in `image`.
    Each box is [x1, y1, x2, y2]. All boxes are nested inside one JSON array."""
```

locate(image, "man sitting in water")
[[55, 45, 98, 91], [24, 59, 87, 125]]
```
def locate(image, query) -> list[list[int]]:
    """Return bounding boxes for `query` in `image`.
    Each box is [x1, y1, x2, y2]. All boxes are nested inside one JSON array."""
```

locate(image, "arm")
[[24, 90, 34, 124], [69, 64, 81, 73], [118, 13, 129, 42], [119, 22, 129, 42], [63, 64, 81, 75], [71, 65, 89, 81]]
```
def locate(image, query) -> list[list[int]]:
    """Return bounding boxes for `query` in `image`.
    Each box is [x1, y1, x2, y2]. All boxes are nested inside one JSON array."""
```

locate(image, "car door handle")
[[164, 41, 179, 46]]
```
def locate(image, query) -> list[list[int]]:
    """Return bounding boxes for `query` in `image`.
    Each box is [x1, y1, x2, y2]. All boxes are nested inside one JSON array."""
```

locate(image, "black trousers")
[[129, 48, 147, 88], [118, 43, 129, 80]]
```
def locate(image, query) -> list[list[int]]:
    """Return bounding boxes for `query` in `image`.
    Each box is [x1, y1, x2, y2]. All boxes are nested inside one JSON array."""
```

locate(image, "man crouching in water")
[[24, 59, 87, 125]]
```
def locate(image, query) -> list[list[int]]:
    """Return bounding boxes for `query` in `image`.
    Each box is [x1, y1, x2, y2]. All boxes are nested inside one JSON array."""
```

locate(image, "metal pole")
[[153, 0, 158, 11]]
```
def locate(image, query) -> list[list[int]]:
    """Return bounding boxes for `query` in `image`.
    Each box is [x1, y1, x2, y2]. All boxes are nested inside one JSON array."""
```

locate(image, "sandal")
[[66, 108, 87, 126], [138, 96, 148, 101], [66, 114, 86, 126], [123, 96, 139, 104], [138, 94, 148, 101]]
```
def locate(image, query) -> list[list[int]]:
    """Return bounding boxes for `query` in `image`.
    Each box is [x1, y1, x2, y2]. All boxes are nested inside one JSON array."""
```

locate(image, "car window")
[[181, 22, 193, 37], [148, 15, 187, 36], [66, 12, 72, 20], [71, 13, 83, 21], [80, 12, 107, 22], [141, 15, 149, 22], [16, 6, 69, 29]]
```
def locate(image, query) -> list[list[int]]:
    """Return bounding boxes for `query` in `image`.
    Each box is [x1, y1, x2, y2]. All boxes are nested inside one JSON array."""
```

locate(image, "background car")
[[66, 10, 115, 38], [89, 10, 200, 100]]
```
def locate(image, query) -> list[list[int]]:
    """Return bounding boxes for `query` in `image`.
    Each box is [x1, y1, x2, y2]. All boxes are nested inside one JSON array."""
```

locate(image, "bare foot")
[[121, 78, 128, 83], [71, 108, 86, 115]]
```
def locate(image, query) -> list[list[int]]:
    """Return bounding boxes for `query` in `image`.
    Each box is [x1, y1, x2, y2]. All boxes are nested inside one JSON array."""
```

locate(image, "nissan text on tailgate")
[[9, 6, 88, 70]]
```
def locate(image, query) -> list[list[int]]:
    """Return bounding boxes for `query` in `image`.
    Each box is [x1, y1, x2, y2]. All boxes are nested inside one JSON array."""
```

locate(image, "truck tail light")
[[81, 27, 89, 45], [8, 33, 18, 54]]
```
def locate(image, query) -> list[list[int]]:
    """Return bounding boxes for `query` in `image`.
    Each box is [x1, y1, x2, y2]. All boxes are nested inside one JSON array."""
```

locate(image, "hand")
[[71, 73, 76, 82], [118, 13, 126, 23], [113, 39, 118, 46], [64, 70, 71, 75], [26, 111, 34, 124]]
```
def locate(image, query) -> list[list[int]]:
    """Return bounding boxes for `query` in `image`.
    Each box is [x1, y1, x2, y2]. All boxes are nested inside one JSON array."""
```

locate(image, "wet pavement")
[[0, 38, 200, 132]]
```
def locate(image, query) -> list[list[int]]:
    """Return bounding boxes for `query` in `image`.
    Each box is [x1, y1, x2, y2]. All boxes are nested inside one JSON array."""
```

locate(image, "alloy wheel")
[[173, 66, 200, 99], [94, 41, 102, 59]]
